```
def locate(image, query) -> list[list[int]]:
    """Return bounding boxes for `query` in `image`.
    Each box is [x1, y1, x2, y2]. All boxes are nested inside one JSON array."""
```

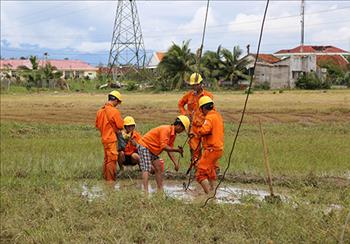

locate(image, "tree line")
[[155, 40, 250, 90]]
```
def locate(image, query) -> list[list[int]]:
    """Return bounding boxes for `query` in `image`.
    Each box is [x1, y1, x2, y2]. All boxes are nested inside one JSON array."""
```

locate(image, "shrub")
[[125, 80, 138, 91], [295, 72, 331, 90], [344, 72, 350, 88], [254, 81, 270, 90]]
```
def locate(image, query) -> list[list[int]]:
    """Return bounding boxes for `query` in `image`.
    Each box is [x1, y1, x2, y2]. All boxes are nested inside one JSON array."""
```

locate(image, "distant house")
[[0, 59, 98, 79], [275, 45, 349, 87], [244, 53, 292, 89], [147, 52, 165, 69], [243, 45, 349, 89], [274, 45, 349, 57]]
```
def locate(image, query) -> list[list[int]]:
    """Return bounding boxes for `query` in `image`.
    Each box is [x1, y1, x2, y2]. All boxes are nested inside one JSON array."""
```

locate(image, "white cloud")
[[88, 26, 96, 32], [227, 1, 350, 50], [1, 0, 349, 57], [310, 27, 350, 45], [178, 6, 217, 35], [75, 41, 110, 53]]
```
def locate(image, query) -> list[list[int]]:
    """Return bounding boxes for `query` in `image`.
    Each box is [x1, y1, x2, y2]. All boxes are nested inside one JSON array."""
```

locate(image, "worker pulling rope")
[[202, 0, 271, 207], [177, 0, 211, 185]]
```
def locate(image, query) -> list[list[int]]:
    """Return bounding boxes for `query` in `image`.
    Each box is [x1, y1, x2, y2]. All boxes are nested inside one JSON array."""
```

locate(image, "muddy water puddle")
[[80, 180, 276, 204]]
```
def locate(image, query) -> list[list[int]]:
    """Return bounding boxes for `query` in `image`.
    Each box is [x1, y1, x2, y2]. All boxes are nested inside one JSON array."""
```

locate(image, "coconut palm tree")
[[200, 46, 222, 88], [29, 55, 39, 70], [18, 56, 41, 89], [158, 40, 196, 89], [18, 56, 63, 89], [40, 62, 63, 88], [218, 46, 250, 87]]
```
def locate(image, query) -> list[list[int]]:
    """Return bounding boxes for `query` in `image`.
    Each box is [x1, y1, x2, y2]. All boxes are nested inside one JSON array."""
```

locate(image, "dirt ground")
[[1, 90, 350, 124]]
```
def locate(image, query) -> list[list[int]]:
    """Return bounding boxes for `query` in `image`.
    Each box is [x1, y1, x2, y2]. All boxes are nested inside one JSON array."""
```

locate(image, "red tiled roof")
[[316, 55, 349, 70], [275, 45, 348, 54], [0, 59, 31, 69], [0, 59, 97, 71], [254, 54, 280, 64], [156, 52, 165, 62]]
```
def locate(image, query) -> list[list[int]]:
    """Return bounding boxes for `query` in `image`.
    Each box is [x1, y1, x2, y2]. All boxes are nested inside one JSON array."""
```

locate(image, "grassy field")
[[1, 90, 350, 243]]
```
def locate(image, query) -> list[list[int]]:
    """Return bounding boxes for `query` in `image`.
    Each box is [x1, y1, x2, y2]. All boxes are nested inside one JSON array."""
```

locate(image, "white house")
[[0, 59, 98, 79]]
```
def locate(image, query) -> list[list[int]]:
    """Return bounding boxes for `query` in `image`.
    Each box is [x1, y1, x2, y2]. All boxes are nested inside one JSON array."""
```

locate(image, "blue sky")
[[1, 1, 350, 66]]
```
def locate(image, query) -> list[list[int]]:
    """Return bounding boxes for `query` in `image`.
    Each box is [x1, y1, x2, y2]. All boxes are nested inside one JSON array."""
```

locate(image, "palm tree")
[[18, 56, 41, 89], [218, 46, 250, 87], [40, 62, 63, 88], [158, 40, 196, 89], [18, 56, 63, 89], [200, 46, 222, 88], [29, 55, 38, 70]]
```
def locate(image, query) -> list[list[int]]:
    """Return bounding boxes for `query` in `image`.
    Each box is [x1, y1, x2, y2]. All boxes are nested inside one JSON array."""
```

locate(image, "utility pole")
[[107, 0, 146, 83], [300, 0, 305, 53]]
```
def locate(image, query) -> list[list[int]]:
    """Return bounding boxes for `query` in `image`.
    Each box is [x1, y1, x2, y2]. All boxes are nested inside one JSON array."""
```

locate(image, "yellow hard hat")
[[177, 115, 190, 132], [188, 72, 203, 85], [199, 96, 213, 107], [123, 116, 135, 126], [109, 90, 122, 102]]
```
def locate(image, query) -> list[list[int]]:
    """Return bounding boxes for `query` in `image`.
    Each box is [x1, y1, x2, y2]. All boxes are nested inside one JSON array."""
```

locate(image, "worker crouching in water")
[[178, 73, 213, 166], [95, 91, 124, 183], [196, 96, 224, 194], [117, 116, 142, 171], [136, 115, 190, 193]]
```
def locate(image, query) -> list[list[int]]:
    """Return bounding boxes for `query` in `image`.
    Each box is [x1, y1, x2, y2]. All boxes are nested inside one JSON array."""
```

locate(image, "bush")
[[244, 87, 254, 94], [344, 72, 350, 88], [254, 81, 270, 90], [295, 72, 331, 90], [125, 80, 138, 91]]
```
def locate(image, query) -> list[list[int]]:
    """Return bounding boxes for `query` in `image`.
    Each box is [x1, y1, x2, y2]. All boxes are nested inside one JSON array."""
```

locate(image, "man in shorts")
[[137, 115, 190, 193]]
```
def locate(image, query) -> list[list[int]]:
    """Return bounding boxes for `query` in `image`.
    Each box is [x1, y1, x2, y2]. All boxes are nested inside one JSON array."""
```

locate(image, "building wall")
[[270, 65, 290, 89], [253, 64, 290, 89], [83, 71, 97, 79], [254, 64, 272, 83], [62, 70, 97, 79]]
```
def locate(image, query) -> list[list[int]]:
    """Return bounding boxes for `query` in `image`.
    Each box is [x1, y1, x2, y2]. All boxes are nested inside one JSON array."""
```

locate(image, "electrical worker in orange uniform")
[[196, 96, 224, 194], [117, 116, 142, 171], [137, 115, 190, 193], [95, 90, 124, 182], [178, 73, 213, 164]]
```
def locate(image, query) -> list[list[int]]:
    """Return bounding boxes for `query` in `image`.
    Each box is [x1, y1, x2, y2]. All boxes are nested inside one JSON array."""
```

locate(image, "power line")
[[2, 5, 349, 37], [4, 2, 80, 22], [141, 6, 350, 36], [12, 4, 99, 29], [2, 17, 349, 42]]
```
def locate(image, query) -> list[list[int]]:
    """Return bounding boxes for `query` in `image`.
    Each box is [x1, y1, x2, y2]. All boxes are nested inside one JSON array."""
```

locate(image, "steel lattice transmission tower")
[[107, 0, 146, 81]]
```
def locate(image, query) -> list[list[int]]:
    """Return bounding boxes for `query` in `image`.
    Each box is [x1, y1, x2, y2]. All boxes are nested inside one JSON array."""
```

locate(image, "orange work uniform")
[[178, 90, 213, 160], [138, 125, 176, 156], [124, 131, 142, 156], [95, 103, 124, 182], [196, 110, 224, 183]]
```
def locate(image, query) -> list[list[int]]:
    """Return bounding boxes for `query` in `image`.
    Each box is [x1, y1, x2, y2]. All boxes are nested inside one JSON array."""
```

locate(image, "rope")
[[196, 0, 210, 71], [177, 0, 210, 182], [202, 0, 270, 207], [179, 0, 210, 191]]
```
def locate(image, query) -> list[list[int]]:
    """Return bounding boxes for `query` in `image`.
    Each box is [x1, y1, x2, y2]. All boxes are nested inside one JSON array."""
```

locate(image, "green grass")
[[1, 120, 350, 243], [1, 176, 349, 243], [1, 121, 349, 180]]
